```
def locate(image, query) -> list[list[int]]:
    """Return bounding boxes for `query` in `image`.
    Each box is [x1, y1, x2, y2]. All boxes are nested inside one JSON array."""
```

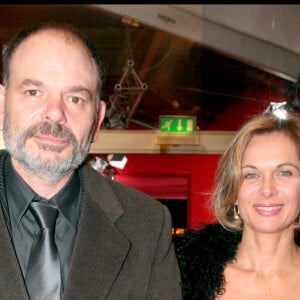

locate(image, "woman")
[[175, 111, 300, 299]]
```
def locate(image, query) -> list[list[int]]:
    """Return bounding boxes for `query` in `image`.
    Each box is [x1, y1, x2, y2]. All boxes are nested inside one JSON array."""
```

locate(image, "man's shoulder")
[[82, 163, 165, 212], [0, 150, 9, 173], [0, 150, 8, 160], [81, 164, 169, 238]]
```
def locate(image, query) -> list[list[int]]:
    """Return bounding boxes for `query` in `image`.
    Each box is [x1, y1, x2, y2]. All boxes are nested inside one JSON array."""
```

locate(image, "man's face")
[[1, 29, 105, 182]]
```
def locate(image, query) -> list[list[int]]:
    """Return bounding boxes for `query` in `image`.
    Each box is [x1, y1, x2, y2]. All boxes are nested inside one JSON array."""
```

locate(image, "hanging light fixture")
[[264, 77, 300, 119]]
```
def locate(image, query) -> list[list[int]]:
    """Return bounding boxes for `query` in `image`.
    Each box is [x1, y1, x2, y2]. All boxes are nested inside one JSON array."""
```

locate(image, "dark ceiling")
[[0, 4, 297, 131]]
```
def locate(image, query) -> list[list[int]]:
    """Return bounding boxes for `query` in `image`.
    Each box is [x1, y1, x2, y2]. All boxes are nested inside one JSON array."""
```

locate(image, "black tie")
[[26, 201, 61, 300]]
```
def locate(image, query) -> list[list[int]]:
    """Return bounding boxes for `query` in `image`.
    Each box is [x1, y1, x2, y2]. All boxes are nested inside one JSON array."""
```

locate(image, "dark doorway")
[[158, 199, 187, 234]]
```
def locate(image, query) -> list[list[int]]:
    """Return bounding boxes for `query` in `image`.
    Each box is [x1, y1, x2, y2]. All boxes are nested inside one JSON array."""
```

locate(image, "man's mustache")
[[24, 122, 77, 145]]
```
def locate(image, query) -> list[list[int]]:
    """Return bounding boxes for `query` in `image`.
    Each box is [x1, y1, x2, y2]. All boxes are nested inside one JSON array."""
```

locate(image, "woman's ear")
[[91, 100, 106, 142], [0, 84, 5, 130]]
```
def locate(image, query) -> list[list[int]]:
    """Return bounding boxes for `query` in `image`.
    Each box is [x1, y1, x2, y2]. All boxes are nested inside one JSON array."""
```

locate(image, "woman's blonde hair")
[[213, 112, 300, 231]]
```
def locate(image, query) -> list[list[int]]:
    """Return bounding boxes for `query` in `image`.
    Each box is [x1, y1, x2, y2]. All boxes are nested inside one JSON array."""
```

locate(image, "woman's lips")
[[253, 204, 284, 216]]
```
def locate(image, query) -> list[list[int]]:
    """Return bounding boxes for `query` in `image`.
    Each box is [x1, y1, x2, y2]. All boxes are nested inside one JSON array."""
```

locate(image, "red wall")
[[115, 154, 221, 229]]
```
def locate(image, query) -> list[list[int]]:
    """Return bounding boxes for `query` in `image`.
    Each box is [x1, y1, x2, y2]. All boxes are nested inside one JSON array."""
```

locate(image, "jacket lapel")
[[0, 152, 130, 299], [0, 204, 29, 299], [0, 152, 28, 299], [63, 167, 130, 299]]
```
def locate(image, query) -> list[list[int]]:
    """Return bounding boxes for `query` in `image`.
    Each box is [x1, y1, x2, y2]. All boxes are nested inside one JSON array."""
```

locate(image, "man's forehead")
[[20, 28, 80, 47], [11, 28, 91, 66]]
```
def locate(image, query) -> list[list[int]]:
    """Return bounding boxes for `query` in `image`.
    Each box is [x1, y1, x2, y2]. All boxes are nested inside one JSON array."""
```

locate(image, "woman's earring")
[[233, 203, 240, 220]]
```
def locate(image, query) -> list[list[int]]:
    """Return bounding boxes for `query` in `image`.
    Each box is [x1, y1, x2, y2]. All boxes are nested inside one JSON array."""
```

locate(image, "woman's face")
[[237, 131, 300, 234]]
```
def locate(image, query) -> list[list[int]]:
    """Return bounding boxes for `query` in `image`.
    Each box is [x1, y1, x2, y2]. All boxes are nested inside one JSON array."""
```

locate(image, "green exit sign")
[[159, 116, 196, 134]]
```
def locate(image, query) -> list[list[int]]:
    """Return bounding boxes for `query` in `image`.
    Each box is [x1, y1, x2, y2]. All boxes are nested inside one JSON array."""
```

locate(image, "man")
[[0, 22, 182, 299]]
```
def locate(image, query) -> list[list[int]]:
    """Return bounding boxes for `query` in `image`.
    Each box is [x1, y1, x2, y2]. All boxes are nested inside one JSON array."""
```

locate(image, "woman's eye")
[[244, 172, 257, 179], [278, 170, 292, 176]]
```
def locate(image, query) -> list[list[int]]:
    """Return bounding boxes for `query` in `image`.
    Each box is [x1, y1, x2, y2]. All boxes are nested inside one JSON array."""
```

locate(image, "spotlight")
[[89, 156, 108, 173], [106, 154, 128, 169], [264, 101, 289, 119]]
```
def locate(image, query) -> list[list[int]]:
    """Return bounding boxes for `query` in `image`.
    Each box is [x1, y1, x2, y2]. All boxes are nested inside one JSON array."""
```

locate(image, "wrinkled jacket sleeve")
[[146, 205, 182, 299]]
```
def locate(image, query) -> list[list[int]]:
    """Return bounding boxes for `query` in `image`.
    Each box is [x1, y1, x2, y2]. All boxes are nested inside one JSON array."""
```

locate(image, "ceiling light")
[[263, 101, 289, 119]]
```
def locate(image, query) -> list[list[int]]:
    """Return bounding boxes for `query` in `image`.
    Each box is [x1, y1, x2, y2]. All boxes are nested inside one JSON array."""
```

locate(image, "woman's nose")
[[260, 175, 278, 198]]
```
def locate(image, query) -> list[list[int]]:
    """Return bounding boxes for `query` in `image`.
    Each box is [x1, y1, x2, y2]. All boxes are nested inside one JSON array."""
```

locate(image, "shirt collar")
[[4, 156, 81, 230], [50, 168, 81, 230]]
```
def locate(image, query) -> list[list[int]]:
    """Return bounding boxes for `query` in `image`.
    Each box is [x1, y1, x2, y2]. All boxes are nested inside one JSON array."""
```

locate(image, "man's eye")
[[70, 96, 84, 104], [25, 90, 39, 96]]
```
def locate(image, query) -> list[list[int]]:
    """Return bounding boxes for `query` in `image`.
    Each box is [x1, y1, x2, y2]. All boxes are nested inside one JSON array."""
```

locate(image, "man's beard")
[[3, 114, 94, 183]]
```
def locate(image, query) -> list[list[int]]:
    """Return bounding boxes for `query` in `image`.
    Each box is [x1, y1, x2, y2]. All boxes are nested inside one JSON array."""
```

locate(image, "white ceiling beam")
[[0, 130, 234, 154], [92, 4, 300, 81]]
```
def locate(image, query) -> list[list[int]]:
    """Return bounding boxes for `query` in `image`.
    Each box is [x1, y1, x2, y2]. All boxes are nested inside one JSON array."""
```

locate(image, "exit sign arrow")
[[159, 116, 196, 134]]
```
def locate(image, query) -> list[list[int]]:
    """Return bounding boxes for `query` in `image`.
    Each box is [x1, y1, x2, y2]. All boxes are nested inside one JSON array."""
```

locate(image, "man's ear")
[[91, 100, 106, 142], [0, 84, 5, 130]]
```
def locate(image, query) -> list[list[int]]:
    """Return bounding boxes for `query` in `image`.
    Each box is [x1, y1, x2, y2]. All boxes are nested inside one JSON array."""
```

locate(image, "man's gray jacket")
[[0, 150, 182, 299]]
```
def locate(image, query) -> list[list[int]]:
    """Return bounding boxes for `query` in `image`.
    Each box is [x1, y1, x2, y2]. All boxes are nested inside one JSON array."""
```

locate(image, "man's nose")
[[43, 96, 67, 125]]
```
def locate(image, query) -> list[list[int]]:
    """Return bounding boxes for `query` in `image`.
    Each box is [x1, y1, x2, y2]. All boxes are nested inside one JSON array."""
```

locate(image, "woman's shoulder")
[[295, 230, 300, 245], [174, 223, 242, 263], [174, 223, 242, 300]]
